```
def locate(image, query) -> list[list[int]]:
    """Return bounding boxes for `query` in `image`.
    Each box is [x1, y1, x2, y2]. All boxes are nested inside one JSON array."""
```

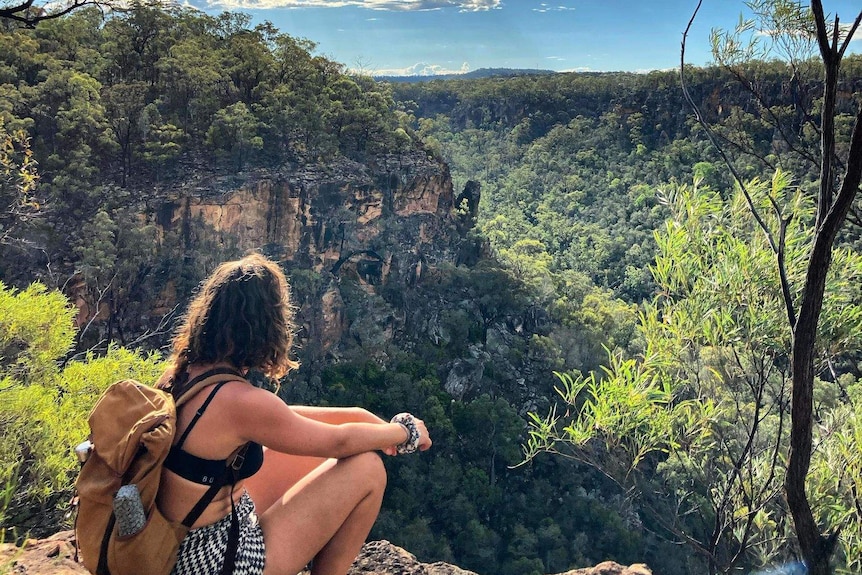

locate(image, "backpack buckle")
[[230, 443, 249, 471], [230, 451, 245, 470]]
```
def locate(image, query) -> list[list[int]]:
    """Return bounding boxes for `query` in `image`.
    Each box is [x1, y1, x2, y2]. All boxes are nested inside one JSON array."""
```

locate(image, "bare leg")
[[248, 450, 387, 575], [244, 447, 327, 512]]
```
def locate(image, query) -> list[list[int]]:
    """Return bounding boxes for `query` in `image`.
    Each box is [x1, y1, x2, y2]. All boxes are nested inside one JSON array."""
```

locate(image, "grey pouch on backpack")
[[113, 484, 147, 537]]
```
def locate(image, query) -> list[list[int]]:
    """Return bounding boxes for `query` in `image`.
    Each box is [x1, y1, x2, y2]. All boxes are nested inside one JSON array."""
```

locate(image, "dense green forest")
[[1, 2, 861, 575], [385, 16, 862, 574], [390, 57, 862, 304]]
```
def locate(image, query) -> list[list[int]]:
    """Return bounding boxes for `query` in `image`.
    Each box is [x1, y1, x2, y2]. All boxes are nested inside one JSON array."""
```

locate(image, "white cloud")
[[370, 61, 470, 76], [204, 0, 500, 12], [532, 3, 574, 13], [454, 0, 498, 11]]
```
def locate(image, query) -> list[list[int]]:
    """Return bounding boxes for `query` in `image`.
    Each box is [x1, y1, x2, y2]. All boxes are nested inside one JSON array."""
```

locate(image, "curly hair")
[[162, 253, 299, 397]]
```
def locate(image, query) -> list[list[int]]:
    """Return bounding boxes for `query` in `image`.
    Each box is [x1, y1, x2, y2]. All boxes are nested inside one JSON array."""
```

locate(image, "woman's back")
[[157, 368, 252, 528]]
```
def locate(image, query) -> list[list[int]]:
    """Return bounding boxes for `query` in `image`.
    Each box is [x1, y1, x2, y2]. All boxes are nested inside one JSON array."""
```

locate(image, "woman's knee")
[[342, 451, 387, 492]]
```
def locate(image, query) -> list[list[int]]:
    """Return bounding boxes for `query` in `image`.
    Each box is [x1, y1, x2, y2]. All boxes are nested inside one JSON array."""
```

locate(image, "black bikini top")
[[164, 380, 264, 485]]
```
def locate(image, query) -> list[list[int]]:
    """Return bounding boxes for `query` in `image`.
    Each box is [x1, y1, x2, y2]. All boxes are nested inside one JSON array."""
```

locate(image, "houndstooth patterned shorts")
[[172, 491, 266, 575]]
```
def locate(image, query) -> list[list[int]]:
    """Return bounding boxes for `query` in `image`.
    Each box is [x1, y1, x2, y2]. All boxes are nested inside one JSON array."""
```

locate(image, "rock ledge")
[[0, 531, 651, 575]]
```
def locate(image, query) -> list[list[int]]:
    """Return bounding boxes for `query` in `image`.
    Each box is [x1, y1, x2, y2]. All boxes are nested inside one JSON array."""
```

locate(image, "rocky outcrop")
[[63, 146, 544, 409], [347, 540, 478, 575], [146, 151, 469, 369], [158, 152, 455, 273], [0, 531, 651, 575]]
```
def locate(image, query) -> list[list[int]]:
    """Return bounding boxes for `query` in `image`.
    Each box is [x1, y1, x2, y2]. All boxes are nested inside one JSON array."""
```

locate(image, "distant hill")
[[375, 67, 557, 83]]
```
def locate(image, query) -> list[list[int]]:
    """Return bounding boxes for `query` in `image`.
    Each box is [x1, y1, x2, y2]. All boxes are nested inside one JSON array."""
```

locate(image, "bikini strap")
[[174, 380, 231, 450], [175, 367, 245, 408]]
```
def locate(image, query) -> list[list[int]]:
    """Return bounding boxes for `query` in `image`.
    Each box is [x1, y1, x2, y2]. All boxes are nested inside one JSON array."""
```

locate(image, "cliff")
[[0, 531, 652, 575], [158, 152, 456, 269], [91, 148, 545, 407], [119, 151, 470, 363]]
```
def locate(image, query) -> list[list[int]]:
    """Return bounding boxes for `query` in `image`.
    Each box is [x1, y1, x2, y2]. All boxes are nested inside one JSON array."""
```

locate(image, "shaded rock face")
[[159, 152, 455, 274], [152, 152, 462, 368], [0, 531, 651, 575], [444, 351, 488, 400]]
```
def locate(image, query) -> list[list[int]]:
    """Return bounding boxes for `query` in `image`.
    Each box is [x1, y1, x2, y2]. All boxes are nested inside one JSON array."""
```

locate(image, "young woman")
[[155, 253, 431, 575]]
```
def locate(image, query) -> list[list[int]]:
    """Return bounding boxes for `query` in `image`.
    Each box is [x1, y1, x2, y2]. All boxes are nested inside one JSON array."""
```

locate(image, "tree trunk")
[[788, 237, 834, 575], [784, 4, 862, 573]]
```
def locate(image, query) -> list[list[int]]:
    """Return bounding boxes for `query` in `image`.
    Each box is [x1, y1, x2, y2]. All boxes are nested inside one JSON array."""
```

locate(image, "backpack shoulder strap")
[[179, 463, 244, 575], [180, 464, 237, 527], [180, 444, 249, 527], [175, 367, 246, 408]]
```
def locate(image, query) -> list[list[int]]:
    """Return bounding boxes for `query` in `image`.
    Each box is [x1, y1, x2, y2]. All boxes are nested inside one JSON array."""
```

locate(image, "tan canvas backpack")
[[74, 368, 247, 575]]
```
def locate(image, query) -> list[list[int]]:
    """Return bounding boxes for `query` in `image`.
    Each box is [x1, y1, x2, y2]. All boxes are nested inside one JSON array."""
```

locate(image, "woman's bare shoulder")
[[215, 379, 280, 404]]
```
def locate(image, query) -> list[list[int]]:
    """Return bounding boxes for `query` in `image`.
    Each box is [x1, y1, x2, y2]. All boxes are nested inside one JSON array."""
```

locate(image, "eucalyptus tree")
[[682, 2, 862, 573], [525, 2, 862, 574]]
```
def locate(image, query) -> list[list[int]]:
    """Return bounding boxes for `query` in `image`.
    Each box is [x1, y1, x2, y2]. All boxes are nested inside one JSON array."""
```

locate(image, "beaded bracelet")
[[390, 412, 421, 455]]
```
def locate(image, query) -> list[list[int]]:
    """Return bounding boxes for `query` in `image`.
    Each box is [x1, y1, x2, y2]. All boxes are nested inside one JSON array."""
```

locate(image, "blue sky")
[[184, 0, 862, 75]]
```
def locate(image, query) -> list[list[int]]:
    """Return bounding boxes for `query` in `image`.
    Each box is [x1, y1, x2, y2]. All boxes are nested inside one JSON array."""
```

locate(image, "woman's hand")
[[384, 415, 432, 456], [415, 417, 432, 452]]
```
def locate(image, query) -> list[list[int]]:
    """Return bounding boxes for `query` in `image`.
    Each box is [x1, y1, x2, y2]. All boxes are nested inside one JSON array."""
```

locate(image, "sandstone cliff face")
[[140, 148, 561, 411], [153, 152, 459, 362], [159, 152, 454, 272]]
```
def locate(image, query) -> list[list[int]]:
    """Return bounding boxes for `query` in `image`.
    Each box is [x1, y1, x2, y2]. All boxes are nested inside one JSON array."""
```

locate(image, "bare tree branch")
[[718, 63, 820, 168], [837, 12, 862, 58], [125, 302, 181, 348], [76, 274, 115, 345], [0, 0, 107, 26]]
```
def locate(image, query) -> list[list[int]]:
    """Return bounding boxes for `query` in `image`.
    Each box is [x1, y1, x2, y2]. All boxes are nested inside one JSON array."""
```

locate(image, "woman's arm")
[[288, 405, 385, 425], [228, 384, 429, 458]]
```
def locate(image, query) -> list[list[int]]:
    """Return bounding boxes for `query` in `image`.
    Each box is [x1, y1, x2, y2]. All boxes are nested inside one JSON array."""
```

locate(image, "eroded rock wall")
[[154, 152, 459, 363], [159, 152, 454, 273]]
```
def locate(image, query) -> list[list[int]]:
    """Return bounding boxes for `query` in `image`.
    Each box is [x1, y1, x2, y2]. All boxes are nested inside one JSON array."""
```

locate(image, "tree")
[[206, 101, 263, 172], [681, 2, 862, 573], [103, 80, 149, 186], [0, 118, 39, 246], [526, 2, 862, 574], [99, 1, 176, 86], [140, 117, 185, 181], [526, 175, 862, 574], [0, 281, 166, 536], [156, 34, 227, 132]]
